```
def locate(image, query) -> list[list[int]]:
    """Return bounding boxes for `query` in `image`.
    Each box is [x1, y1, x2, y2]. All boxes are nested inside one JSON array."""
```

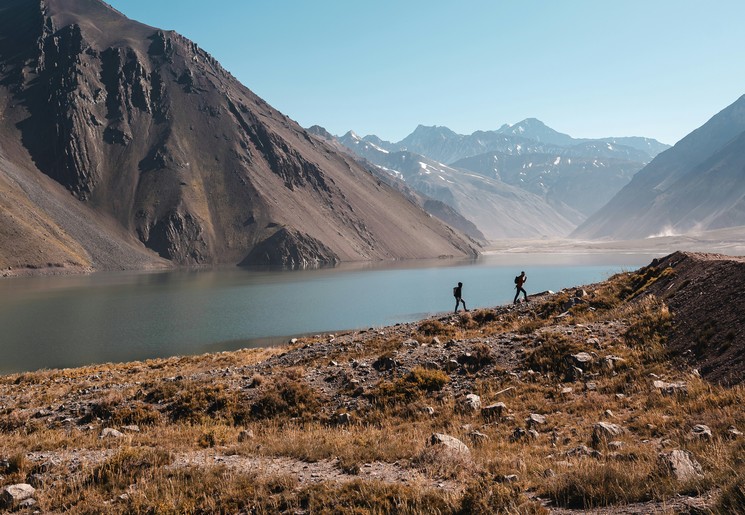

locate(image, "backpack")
[[514, 275, 520, 285], [453, 286, 458, 297]]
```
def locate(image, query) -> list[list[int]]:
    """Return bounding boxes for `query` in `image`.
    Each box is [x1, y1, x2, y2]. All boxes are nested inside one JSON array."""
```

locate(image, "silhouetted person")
[[513, 271, 528, 304], [453, 282, 467, 313]]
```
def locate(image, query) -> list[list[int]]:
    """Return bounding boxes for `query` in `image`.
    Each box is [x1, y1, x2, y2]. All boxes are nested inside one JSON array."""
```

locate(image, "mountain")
[[332, 131, 576, 239], [335, 121, 668, 237], [394, 120, 668, 165], [573, 95, 745, 239], [451, 151, 641, 218], [307, 127, 485, 240], [0, 0, 476, 273]]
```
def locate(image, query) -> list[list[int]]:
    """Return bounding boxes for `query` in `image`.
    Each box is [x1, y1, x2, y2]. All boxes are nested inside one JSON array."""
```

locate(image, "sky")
[[105, 0, 745, 146]]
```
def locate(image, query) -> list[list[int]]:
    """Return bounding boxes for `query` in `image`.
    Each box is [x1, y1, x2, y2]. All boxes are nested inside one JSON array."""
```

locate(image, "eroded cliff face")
[[0, 0, 476, 270]]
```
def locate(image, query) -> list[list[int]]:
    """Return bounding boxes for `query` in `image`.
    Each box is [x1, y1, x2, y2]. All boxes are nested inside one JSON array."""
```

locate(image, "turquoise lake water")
[[0, 253, 659, 374]]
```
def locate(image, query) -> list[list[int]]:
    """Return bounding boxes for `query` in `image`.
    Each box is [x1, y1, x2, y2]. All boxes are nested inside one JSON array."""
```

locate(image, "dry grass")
[[1, 268, 744, 512]]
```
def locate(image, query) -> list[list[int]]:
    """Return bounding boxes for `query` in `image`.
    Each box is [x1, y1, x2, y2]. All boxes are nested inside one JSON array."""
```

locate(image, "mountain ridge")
[[0, 0, 477, 274]]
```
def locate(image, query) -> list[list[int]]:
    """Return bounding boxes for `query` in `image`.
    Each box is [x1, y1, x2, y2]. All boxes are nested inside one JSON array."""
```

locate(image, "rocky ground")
[[1, 252, 744, 513]]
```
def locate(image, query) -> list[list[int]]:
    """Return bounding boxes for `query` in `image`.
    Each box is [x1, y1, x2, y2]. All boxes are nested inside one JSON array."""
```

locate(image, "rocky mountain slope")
[[0, 0, 476, 274], [573, 94, 745, 239], [320, 131, 577, 240], [332, 121, 668, 239]]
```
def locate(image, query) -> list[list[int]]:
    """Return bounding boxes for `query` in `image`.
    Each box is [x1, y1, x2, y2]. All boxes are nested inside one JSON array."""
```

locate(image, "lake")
[[0, 252, 659, 374]]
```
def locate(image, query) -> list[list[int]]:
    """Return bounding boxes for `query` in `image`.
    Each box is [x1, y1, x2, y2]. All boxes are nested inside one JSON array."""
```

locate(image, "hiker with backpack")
[[513, 271, 528, 304], [453, 282, 467, 313]]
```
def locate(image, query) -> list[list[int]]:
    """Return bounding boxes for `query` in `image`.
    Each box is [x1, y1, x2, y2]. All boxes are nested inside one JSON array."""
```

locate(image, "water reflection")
[[0, 253, 658, 374]]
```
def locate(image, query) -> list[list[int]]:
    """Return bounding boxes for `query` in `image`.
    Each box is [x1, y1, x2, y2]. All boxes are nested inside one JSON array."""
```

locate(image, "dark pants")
[[454, 297, 467, 312], [514, 287, 527, 303]]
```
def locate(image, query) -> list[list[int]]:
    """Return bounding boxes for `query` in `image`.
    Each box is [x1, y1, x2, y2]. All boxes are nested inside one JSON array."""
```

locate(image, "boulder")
[[481, 402, 507, 421], [690, 424, 712, 440], [527, 413, 546, 428], [467, 430, 489, 445], [592, 422, 625, 446], [653, 380, 688, 396], [570, 352, 594, 367], [1, 484, 35, 509], [658, 450, 703, 481], [429, 433, 470, 456], [100, 427, 125, 439], [458, 394, 481, 414], [727, 426, 743, 439]]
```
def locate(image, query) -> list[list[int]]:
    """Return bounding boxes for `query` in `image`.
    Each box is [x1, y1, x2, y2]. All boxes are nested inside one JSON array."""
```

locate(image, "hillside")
[[0, 252, 743, 512], [333, 121, 668, 239], [574, 94, 745, 239], [0, 0, 476, 275]]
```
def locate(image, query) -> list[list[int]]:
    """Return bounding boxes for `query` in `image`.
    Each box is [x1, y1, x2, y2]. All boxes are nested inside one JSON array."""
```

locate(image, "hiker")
[[513, 271, 528, 304], [453, 282, 467, 313]]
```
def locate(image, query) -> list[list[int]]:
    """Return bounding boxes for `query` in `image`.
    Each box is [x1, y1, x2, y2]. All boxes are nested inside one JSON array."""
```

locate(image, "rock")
[[565, 445, 602, 459], [467, 431, 489, 445], [100, 428, 125, 439], [608, 441, 624, 450], [458, 394, 481, 414], [481, 402, 507, 421], [526, 413, 546, 428], [585, 382, 597, 391], [19, 498, 36, 509], [604, 409, 615, 418], [690, 424, 712, 440], [422, 406, 435, 417], [429, 433, 470, 456], [372, 355, 397, 371], [527, 429, 540, 440], [727, 426, 743, 439], [335, 412, 353, 426], [432, 337, 442, 345], [658, 450, 703, 481], [238, 429, 254, 442], [403, 338, 419, 347], [602, 356, 626, 371], [510, 427, 527, 442], [592, 422, 625, 445], [1, 484, 35, 509], [560, 387, 573, 395], [570, 352, 594, 368], [121, 425, 140, 433], [444, 359, 460, 372], [653, 380, 688, 396], [497, 474, 519, 483]]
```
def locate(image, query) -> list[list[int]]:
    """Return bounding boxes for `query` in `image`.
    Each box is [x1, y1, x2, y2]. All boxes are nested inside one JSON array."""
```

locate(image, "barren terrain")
[[1, 252, 744, 513]]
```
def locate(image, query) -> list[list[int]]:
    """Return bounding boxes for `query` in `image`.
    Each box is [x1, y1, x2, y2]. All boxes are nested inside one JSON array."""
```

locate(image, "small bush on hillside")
[[524, 334, 584, 381], [250, 378, 324, 420], [367, 367, 450, 407], [458, 477, 547, 514], [418, 319, 455, 337], [90, 447, 172, 492]]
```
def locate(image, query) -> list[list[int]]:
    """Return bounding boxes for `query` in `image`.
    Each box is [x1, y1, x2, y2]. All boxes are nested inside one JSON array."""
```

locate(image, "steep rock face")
[[0, 0, 476, 271], [240, 228, 339, 268], [573, 95, 745, 239]]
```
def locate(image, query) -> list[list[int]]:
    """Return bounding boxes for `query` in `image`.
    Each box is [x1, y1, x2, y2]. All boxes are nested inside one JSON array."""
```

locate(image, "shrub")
[[524, 334, 583, 381], [366, 367, 450, 407], [90, 447, 172, 492], [458, 477, 547, 514], [250, 378, 324, 420], [418, 319, 455, 337]]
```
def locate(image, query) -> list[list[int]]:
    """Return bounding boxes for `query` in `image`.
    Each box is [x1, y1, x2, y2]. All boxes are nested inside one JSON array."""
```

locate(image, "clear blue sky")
[[106, 0, 745, 145]]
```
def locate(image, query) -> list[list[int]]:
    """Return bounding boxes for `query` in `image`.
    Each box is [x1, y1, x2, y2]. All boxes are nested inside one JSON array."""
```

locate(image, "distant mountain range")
[[0, 0, 476, 273], [574, 94, 745, 239], [319, 120, 669, 239]]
